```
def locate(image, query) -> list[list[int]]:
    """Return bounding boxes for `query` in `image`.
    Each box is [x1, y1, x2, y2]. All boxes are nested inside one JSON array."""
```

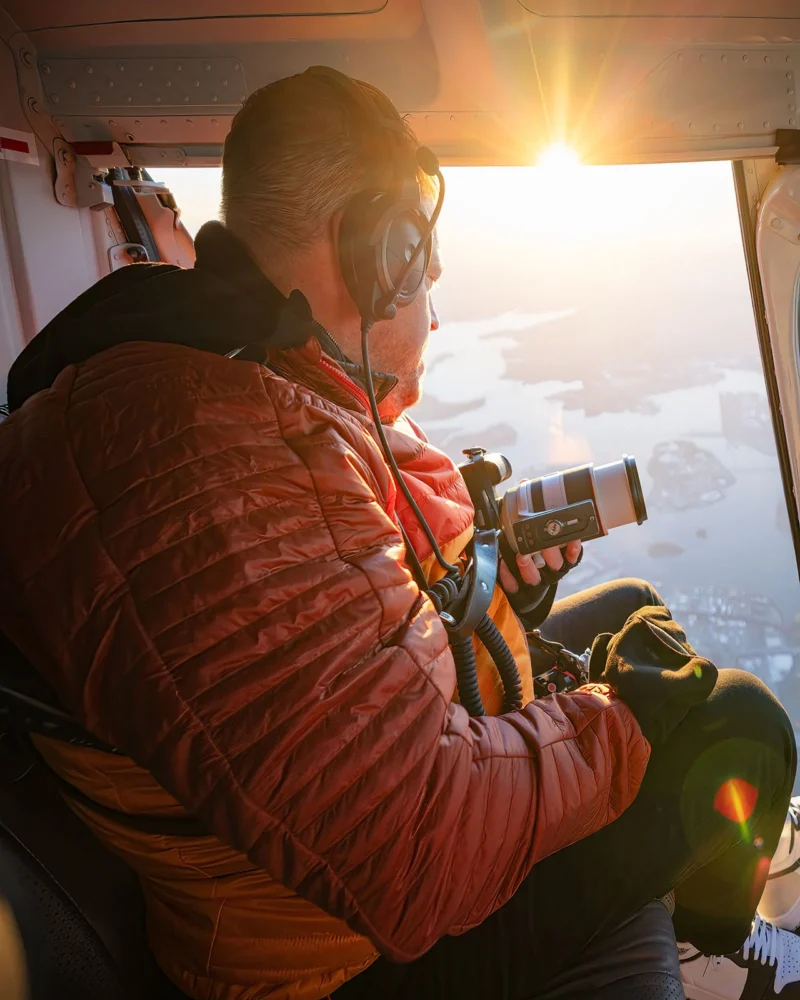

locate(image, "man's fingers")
[[516, 552, 542, 587], [541, 546, 565, 572], [499, 558, 519, 594], [564, 541, 582, 565]]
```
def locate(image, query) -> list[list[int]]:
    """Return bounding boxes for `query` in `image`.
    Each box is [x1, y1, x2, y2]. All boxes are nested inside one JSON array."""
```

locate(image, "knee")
[[613, 577, 665, 613], [708, 668, 796, 768]]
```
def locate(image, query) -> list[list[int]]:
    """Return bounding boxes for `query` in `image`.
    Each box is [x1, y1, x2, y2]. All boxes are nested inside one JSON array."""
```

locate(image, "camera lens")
[[499, 455, 647, 554]]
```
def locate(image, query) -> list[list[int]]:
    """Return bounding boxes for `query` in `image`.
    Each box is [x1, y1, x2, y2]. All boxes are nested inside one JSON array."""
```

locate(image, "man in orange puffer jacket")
[[0, 68, 795, 1000]]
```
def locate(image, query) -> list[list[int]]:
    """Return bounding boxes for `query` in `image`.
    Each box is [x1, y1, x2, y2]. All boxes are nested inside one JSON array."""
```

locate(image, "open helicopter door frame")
[[738, 149, 800, 577]]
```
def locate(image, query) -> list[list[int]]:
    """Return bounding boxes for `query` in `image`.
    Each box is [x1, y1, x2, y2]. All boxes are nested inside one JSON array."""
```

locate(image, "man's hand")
[[499, 541, 582, 594]]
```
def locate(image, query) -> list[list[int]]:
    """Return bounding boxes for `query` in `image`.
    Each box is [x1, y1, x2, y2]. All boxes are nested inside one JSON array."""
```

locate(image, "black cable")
[[360, 320, 460, 576], [397, 520, 431, 595], [448, 635, 486, 717], [475, 614, 523, 713]]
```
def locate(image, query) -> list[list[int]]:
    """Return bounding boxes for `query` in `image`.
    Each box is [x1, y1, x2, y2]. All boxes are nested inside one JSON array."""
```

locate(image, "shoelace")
[[742, 915, 783, 969]]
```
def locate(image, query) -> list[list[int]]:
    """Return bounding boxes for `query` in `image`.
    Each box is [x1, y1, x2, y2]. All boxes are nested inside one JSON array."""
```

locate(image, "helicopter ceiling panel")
[[39, 58, 247, 115], [1, 0, 385, 32], [2, 0, 800, 164], [521, 0, 800, 16]]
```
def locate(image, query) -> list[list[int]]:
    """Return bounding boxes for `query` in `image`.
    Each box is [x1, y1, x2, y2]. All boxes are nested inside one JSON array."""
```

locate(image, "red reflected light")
[[714, 778, 758, 825]]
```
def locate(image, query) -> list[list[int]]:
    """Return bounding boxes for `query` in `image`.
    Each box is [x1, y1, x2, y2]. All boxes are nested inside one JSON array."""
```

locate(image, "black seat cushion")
[[0, 734, 189, 1000]]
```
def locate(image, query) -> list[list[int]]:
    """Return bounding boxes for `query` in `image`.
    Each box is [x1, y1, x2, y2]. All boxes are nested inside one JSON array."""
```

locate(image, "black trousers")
[[334, 579, 797, 1000]]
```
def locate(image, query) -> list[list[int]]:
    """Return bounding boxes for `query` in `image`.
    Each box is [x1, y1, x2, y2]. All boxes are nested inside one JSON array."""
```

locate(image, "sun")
[[536, 142, 582, 173]]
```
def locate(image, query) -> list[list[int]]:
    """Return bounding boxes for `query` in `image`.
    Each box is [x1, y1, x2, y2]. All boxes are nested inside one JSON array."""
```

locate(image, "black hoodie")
[[6, 222, 321, 413]]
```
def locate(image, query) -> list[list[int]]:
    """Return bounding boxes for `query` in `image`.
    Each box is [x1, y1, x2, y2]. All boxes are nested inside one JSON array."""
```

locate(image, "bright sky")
[[150, 158, 740, 324], [150, 157, 735, 250]]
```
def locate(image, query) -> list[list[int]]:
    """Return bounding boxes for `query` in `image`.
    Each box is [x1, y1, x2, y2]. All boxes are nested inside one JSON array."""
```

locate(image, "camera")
[[459, 449, 647, 556]]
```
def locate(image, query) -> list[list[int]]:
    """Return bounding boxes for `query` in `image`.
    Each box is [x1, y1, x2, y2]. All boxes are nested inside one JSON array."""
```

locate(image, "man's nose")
[[430, 298, 440, 332]]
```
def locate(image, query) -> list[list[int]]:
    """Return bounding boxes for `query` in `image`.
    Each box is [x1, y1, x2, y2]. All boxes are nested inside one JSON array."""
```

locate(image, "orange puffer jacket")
[[0, 271, 648, 998]]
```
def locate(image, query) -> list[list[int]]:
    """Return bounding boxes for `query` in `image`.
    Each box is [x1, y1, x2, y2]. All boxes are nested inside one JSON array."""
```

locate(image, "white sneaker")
[[760, 798, 800, 931], [680, 916, 800, 997]]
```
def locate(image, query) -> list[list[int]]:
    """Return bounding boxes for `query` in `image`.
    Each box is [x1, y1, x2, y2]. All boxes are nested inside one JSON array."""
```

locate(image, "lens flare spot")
[[750, 853, 773, 909], [714, 778, 759, 828], [693, 664, 703, 679]]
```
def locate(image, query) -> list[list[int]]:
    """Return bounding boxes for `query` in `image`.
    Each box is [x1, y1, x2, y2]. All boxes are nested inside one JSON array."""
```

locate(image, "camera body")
[[459, 449, 647, 556]]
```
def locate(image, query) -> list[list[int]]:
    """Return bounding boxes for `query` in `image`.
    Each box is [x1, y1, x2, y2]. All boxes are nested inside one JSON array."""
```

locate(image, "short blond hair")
[[222, 71, 430, 257]]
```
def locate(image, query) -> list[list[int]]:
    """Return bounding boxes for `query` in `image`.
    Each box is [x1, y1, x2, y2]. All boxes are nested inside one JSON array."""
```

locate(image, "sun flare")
[[536, 142, 582, 173]]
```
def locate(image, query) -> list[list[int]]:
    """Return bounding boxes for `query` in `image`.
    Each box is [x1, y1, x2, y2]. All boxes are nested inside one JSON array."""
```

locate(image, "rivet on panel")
[[177, 64, 183, 71], [108, 119, 117, 125], [160, 150, 167, 158], [50, 94, 59, 103], [689, 121, 695, 129], [721, 54, 727, 62], [738, 121, 744, 129], [20, 50, 33, 67], [764, 120, 771, 127], [450, 114, 456, 122], [69, 80, 76, 89], [160, 119, 168, 125], [743, 54, 749, 62], [126, 133, 134, 142], [86, 65, 94, 74], [713, 123, 720, 131], [27, 98, 39, 113], [788, 72, 794, 79], [700, 53, 706, 62], [211, 95, 218, 102], [186, 119, 193, 126], [94, 95, 100, 103], [194, 80, 200, 87], [677, 52, 683, 60], [108, 80, 114, 88], [165, 80, 172, 87], [211, 119, 219, 125], [137, 80, 143, 88], [772, 217, 782, 229], [134, 119, 141, 125], [765, 55, 771, 63], [205, 64, 211, 71], [183, 96, 190, 103], [788, 56, 793, 63], [156, 96, 162, 103], [126, 96, 132, 103], [118, 64, 125, 72], [222, 79, 228, 86], [791, 118, 797, 125], [42, 64, 50, 74], [148, 65, 154, 71]]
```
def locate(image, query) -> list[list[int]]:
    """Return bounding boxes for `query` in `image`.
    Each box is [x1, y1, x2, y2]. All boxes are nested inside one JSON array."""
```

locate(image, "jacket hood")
[[6, 221, 328, 412]]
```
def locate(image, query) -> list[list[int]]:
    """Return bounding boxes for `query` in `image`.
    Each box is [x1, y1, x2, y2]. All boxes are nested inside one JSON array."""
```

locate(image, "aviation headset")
[[303, 65, 444, 325]]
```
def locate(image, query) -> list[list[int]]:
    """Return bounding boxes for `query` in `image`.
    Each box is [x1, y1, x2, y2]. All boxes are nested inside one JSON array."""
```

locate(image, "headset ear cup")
[[385, 208, 431, 305], [337, 191, 379, 319], [338, 194, 431, 323]]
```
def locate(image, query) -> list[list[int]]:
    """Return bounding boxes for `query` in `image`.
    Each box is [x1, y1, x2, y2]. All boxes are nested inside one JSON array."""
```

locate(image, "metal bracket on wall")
[[53, 139, 114, 210], [53, 138, 76, 208], [108, 243, 148, 270]]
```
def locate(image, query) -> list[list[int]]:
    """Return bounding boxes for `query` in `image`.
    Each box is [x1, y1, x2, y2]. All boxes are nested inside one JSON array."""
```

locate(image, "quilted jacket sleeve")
[[0, 346, 650, 963]]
